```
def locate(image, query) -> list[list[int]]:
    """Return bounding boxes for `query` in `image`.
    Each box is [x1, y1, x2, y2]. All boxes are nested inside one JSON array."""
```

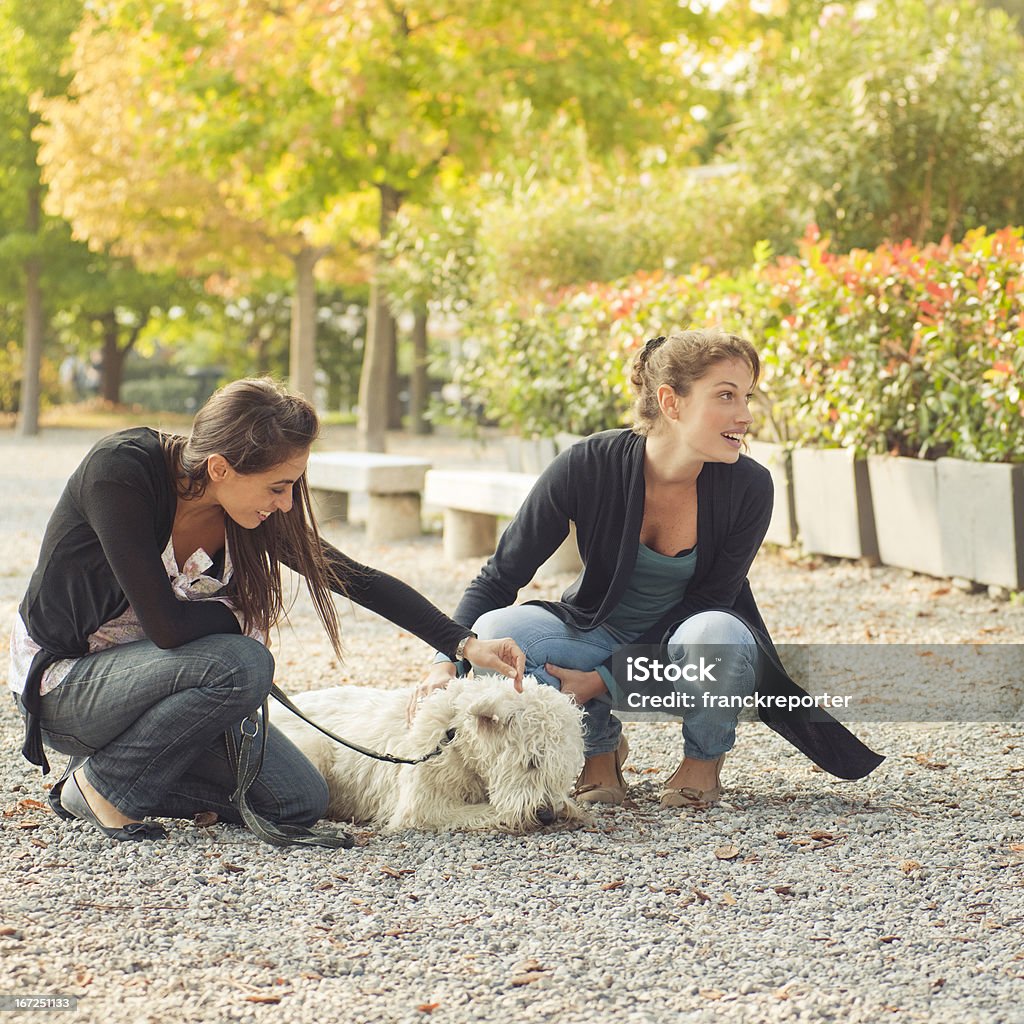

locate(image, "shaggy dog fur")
[[274, 675, 589, 833]]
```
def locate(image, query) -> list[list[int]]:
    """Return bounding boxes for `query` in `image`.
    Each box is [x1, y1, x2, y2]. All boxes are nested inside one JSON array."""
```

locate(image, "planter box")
[[746, 440, 797, 547], [791, 447, 878, 560], [938, 458, 1024, 590], [504, 437, 557, 474], [867, 455, 944, 578]]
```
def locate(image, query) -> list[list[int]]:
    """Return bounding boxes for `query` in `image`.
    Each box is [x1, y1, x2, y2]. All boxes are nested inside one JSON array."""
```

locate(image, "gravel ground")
[[1, 425, 1023, 1024]]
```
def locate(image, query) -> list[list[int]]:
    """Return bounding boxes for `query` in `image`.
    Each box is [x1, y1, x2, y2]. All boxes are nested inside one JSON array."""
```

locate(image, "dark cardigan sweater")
[[18, 428, 472, 773], [453, 428, 884, 780]]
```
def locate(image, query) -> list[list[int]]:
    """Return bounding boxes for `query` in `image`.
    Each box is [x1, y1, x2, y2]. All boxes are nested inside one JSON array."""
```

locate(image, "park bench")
[[423, 452, 584, 578], [307, 451, 430, 545]]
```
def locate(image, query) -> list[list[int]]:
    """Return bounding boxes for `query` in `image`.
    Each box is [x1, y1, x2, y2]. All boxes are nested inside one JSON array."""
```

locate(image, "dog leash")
[[269, 684, 457, 765]]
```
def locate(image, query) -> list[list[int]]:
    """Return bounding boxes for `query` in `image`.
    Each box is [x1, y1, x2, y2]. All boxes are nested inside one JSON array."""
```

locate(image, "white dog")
[[274, 675, 589, 833]]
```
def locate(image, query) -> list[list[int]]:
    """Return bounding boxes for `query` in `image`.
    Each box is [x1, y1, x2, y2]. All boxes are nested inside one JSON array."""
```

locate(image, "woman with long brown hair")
[[10, 378, 522, 843]]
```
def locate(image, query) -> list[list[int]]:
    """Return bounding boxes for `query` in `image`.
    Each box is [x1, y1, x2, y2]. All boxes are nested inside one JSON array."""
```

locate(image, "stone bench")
[[307, 451, 430, 544], [423, 469, 583, 576]]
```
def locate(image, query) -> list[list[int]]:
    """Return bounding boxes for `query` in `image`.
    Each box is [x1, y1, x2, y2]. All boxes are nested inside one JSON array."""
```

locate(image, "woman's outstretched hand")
[[463, 636, 525, 686], [545, 663, 608, 705], [405, 637, 525, 724]]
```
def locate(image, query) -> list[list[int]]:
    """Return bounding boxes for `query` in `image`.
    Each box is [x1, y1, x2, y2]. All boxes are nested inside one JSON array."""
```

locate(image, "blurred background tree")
[[3, 0, 1022, 439]]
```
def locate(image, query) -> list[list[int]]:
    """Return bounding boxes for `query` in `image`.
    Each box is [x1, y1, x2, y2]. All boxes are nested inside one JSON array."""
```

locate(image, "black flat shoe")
[[48, 755, 89, 822], [60, 771, 168, 842]]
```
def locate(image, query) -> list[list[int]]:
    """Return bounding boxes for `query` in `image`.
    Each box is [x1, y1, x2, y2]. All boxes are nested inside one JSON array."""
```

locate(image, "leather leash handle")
[[226, 703, 354, 850]]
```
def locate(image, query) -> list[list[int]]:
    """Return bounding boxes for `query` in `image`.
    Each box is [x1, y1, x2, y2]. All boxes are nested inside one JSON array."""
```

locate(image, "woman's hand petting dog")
[[406, 637, 525, 724]]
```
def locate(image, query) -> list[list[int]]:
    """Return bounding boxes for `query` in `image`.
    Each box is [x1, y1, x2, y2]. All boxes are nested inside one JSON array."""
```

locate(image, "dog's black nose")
[[536, 806, 556, 826]]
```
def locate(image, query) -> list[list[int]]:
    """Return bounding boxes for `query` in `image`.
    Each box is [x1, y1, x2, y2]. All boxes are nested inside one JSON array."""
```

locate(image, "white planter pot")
[[503, 437, 558, 473], [938, 458, 1024, 590], [746, 440, 797, 547], [866, 455, 944, 578], [791, 447, 878, 560]]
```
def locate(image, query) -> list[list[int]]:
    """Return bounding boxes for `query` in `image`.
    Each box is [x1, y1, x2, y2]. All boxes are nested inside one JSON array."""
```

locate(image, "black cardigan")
[[453, 429, 884, 780], [18, 428, 471, 773]]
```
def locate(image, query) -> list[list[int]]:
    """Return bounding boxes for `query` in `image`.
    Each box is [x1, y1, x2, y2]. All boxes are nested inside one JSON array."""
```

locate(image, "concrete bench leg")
[[311, 488, 348, 523], [443, 509, 497, 560], [367, 492, 423, 544]]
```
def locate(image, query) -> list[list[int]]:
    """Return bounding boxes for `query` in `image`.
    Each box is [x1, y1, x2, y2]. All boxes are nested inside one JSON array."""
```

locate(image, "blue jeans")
[[32, 634, 327, 827], [472, 606, 758, 760]]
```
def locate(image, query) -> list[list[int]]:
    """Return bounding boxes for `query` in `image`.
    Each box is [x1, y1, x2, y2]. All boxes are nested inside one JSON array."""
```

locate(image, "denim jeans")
[[32, 634, 327, 827], [472, 606, 758, 760]]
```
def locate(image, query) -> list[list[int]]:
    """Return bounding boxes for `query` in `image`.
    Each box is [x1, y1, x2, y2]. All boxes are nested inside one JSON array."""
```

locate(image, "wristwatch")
[[454, 633, 476, 662]]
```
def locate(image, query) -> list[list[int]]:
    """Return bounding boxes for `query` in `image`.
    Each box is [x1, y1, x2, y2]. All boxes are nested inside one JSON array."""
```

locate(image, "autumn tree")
[[36, 0, 719, 447], [36, 1, 366, 406], [0, 0, 82, 434]]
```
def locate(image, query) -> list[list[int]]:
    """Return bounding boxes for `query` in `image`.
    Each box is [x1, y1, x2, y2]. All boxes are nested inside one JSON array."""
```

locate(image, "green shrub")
[[461, 227, 1024, 461]]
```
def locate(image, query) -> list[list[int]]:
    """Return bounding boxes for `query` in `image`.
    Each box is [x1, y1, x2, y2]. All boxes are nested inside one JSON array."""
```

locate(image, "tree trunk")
[[289, 246, 321, 402], [99, 312, 125, 403], [410, 307, 431, 435], [17, 170, 43, 437], [387, 312, 402, 430], [358, 183, 403, 452]]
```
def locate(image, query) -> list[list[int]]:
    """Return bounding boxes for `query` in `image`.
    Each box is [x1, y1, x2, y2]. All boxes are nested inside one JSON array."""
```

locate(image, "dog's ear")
[[474, 711, 502, 733], [466, 700, 505, 733]]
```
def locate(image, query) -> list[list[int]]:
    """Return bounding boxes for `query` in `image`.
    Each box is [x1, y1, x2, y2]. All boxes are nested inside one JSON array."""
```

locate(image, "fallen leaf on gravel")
[[912, 753, 949, 770], [15, 821, 42, 830], [722, 893, 737, 906], [900, 860, 922, 873], [18, 799, 45, 810], [714, 845, 740, 860], [693, 888, 711, 903], [245, 994, 283, 1004], [700, 989, 724, 1000], [30, 839, 47, 849], [0, 927, 20, 936], [600, 880, 625, 891], [193, 811, 218, 827], [773, 885, 794, 896], [380, 865, 414, 879], [775, 831, 790, 839], [930, 586, 951, 597], [879, 935, 901, 943], [513, 958, 549, 974], [416, 1003, 441, 1014], [510, 972, 546, 987], [222, 862, 245, 873], [932, 978, 946, 990], [1010, 843, 1024, 852]]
